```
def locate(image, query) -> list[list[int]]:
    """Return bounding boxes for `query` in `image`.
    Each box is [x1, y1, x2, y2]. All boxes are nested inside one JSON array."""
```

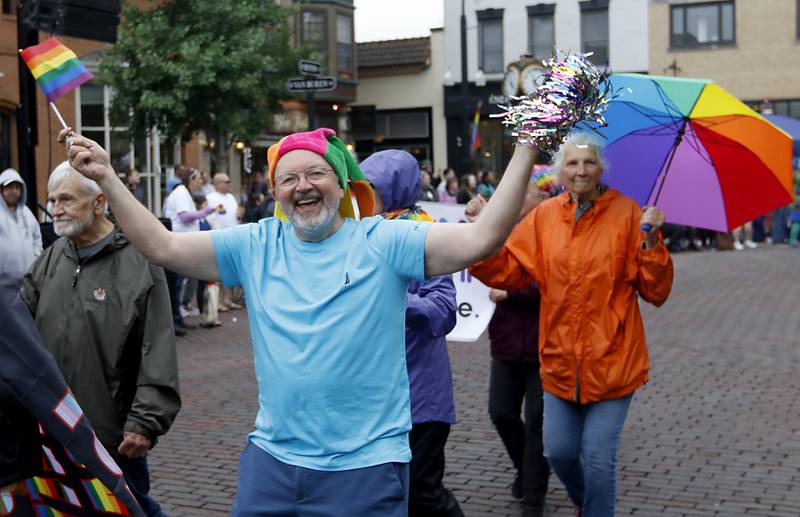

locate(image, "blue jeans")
[[233, 441, 409, 516], [118, 456, 167, 517], [543, 392, 633, 517], [771, 206, 789, 243]]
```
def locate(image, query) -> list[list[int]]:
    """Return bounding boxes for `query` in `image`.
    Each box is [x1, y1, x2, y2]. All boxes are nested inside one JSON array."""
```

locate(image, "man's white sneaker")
[[733, 241, 745, 251], [744, 240, 757, 249]]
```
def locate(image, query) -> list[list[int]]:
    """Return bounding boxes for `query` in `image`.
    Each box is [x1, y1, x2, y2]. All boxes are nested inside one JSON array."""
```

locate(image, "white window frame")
[[75, 84, 168, 215]]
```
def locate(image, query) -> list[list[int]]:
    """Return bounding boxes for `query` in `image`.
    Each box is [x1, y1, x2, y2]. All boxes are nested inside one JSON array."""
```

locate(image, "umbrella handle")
[[641, 223, 652, 232]]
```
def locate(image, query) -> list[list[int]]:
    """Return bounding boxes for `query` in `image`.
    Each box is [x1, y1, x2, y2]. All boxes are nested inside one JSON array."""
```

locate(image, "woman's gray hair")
[[551, 133, 609, 177], [48, 161, 107, 213]]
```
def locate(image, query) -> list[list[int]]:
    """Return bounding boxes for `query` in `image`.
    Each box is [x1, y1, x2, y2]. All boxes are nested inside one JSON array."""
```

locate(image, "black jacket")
[[487, 284, 541, 363], [0, 275, 42, 486], [0, 273, 145, 515]]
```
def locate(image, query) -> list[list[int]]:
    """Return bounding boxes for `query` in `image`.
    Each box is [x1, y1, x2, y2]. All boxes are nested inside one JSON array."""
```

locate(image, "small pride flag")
[[53, 390, 83, 430], [83, 479, 132, 515], [469, 101, 482, 157], [20, 37, 94, 102]]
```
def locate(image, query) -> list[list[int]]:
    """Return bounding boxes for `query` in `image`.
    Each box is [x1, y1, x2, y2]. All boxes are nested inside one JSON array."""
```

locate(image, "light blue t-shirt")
[[211, 216, 431, 471]]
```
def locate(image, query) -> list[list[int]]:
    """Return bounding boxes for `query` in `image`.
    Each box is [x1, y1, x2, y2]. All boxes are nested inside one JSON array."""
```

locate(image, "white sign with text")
[[418, 201, 495, 342]]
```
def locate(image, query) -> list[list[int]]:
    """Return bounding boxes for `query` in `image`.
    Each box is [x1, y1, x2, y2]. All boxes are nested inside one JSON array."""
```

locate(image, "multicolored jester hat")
[[268, 128, 376, 220], [19, 37, 95, 129]]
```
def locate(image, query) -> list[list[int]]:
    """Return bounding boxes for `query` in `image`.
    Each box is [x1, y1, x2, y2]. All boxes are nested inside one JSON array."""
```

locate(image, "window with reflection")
[[580, 0, 608, 66], [377, 111, 430, 140], [337, 14, 354, 79], [671, 1, 735, 48], [528, 4, 555, 60], [478, 10, 504, 74], [302, 10, 327, 69], [77, 83, 151, 207], [773, 99, 800, 118]]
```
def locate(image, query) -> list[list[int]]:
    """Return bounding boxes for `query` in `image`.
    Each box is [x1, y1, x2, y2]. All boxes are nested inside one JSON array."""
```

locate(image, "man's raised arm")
[[424, 144, 537, 277], [61, 129, 220, 281]]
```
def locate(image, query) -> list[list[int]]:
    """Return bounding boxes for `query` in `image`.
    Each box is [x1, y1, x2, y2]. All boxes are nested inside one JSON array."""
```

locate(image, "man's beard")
[[54, 211, 94, 238], [288, 191, 339, 240]]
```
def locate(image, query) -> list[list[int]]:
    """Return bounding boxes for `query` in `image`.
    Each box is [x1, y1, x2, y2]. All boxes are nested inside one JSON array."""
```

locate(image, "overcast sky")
[[353, 0, 444, 42]]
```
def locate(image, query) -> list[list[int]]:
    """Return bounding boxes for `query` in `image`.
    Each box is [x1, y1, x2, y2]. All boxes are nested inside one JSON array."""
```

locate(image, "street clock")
[[521, 64, 547, 95], [502, 65, 521, 97]]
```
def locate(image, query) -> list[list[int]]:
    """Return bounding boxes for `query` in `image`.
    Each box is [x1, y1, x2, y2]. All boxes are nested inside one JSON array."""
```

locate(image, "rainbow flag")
[[20, 37, 94, 102], [469, 101, 482, 157], [33, 503, 67, 517], [82, 479, 132, 515]]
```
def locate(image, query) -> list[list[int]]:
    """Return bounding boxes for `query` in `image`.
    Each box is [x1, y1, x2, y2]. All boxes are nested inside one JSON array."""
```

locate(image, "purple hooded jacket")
[[361, 150, 457, 424]]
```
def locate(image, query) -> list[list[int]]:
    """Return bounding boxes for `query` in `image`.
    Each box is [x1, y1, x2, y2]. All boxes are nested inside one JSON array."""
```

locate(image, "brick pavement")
[[148, 246, 800, 516]]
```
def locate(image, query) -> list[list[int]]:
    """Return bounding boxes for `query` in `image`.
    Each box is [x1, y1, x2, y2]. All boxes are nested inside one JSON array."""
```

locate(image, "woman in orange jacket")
[[467, 133, 674, 517]]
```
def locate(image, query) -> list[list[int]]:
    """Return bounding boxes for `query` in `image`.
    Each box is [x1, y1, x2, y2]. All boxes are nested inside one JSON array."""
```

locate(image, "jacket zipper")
[[72, 265, 81, 287]]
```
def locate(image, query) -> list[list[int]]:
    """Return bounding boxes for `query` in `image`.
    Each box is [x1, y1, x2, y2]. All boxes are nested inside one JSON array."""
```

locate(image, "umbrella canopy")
[[590, 73, 793, 232], [763, 113, 800, 157]]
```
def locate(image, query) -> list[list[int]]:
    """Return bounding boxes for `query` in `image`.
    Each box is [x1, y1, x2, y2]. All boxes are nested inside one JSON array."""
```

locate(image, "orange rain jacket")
[[470, 189, 674, 404]]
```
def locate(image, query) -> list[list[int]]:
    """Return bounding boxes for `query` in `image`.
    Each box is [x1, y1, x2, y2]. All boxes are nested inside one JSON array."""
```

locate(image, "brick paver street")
[[149, 247, 800, 516]]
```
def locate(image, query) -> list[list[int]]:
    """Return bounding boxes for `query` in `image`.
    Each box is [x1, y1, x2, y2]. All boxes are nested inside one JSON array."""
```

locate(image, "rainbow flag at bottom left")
[[20, 37, 94, 102]]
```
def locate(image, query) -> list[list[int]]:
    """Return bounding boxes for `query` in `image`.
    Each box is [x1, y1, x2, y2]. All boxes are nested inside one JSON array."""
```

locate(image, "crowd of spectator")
[[417, 166, 500, 205]]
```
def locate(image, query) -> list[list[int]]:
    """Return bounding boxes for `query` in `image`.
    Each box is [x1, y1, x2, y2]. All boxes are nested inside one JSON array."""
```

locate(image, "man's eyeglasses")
[[275, 168, 334, 189]]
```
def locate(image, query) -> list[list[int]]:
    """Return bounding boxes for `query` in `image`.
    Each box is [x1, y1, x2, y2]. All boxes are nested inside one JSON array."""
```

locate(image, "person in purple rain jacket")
[[362, 150, 464, 517]]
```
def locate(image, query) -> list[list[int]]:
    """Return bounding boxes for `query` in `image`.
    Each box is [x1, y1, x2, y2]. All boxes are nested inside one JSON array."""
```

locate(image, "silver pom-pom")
[[492, 51, 612, 153]]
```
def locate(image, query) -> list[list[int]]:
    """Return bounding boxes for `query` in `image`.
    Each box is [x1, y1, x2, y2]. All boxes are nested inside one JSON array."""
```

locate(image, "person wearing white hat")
[[0, 168, 42, 281]]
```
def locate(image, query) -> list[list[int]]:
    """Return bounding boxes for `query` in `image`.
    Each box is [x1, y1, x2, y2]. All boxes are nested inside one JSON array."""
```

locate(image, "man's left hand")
[[117, 432, 151, 459]]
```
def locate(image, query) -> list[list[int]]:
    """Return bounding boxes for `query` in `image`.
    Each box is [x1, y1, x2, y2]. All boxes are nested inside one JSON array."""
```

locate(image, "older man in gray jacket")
[[20, 161, 180, 517]]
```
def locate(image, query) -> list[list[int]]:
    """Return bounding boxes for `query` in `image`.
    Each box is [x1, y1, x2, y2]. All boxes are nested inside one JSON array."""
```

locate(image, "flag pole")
[[49, 102, 69, 130]]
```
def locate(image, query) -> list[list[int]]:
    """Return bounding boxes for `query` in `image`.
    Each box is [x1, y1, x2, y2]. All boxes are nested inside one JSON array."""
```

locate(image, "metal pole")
[[307, 91, 317, 130], [641, 120, 687, 232], [651, 121, 687, 206], [16, 3, 39, 215], [460, 0, 470, 174]]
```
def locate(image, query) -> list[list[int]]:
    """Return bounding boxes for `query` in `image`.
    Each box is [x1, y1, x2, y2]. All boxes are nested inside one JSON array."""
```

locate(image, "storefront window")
[[773, 99, 800, 118], [377, 111, 429, 139], [472, 119, 509, 174]]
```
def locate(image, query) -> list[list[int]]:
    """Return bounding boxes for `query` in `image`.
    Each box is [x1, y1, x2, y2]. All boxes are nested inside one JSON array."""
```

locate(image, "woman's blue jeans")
[[543, 392, 633, 517]]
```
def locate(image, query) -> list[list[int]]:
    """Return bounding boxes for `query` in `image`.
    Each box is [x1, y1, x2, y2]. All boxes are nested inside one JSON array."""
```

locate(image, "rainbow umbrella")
[[593, 73, 793, 232], [763, 114, 800, 157]]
